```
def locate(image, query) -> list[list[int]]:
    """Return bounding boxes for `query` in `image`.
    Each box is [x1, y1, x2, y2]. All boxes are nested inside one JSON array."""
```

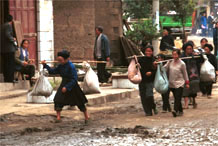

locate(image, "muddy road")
[[0, 86, 218, 145]]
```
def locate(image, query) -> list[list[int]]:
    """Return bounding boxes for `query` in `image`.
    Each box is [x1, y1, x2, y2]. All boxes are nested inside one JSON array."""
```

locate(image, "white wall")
[[37, 0, 54, 69]]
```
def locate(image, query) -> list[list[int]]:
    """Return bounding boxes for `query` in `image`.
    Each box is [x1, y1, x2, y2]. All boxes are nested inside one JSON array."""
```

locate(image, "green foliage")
[[123, 0, 152, 19], [160, 0, 196, 27], [126, 20, 160, 45]]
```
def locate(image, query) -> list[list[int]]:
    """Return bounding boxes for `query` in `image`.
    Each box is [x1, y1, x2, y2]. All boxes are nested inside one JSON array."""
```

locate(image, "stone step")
[[86, 87, 139, 106], [0, 81, 30, 92], [0, 89, 28, 100]]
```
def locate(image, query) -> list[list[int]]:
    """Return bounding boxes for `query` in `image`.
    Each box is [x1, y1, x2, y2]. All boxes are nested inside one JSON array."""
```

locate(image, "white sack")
[[200, 55, 216, 82], [31, 70, 53, 97], [83, 62, 101, 94], [128, 57, 142, 84]]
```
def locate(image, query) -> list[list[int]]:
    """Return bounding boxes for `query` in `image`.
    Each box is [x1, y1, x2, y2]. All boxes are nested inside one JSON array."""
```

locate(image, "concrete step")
[[0, 81, 30, 92], [86, 87, 139, 106], [0, 89, 28, 100]]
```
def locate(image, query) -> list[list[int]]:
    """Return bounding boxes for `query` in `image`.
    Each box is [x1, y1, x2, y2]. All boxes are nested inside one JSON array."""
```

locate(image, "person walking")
[[201, 13, 207, 37], [15, 39, 35, 86], [93, 26, 111, 83], [201, 44, 217, 98], [138, 45, 157, 116], [0, 14, 17, 82], [164, 49, 189, 117], [213, 22, 218, 56], [207, 12, 214, 37], [181, 43, 203, 109], [41, 50, 90, 123]]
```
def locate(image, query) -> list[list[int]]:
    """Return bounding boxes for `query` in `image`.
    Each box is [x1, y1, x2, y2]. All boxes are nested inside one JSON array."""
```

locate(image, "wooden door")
[[9, 0, 37, 62]]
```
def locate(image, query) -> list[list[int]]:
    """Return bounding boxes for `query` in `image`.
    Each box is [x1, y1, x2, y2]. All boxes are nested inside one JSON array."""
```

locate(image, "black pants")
[[214, 44, 217, 57], [97, 58, 111, 83], [139, 83, 156, 115], [20, 64, 35, 79], [2, 52, 15, 82], [55, 103, 86, 112], [200, 82, 213, 96], [170, 87, 183, 113], [162, 89, 171, 111], [20, 64, 35, 86]]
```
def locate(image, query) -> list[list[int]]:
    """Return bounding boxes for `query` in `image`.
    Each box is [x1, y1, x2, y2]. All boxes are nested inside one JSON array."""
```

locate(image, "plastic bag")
[[31, 70, 53, 97], [200, 55, 215, 82], [154, 63, 169, 94], [83, 62, 101, 94], [128, 56, 142, 84]]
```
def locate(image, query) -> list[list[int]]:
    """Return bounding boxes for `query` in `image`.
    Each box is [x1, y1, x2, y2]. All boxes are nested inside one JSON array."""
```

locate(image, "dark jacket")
[[94, 34, 110, 60], [44, 61, 78, 91], [0, 22, 16, 53], [214, 27, 218, 47], [206, 53, 217, 71], [138, 56, 156, 83], [160, 35, 175, 51], [181, 52, 204, 81], [207, 16, 213, 28]]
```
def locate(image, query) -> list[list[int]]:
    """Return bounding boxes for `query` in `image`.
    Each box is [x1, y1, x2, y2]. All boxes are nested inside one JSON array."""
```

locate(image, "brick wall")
[[53, 0, 95, 60], [53, 0, 123, 65], [95, 0, 123, 65]]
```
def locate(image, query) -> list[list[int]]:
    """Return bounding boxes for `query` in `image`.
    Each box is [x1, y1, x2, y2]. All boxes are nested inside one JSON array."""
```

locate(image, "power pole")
[[152, 0, 160, 56]]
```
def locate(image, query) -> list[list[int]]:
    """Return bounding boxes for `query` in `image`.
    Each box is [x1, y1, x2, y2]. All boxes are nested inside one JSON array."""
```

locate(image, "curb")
[[87, 89, 139, 106], [0, 91, 28, 100]]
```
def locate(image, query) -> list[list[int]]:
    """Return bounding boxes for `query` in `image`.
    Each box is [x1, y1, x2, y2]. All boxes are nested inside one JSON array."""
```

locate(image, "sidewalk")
[[0, 86, 139, 115]]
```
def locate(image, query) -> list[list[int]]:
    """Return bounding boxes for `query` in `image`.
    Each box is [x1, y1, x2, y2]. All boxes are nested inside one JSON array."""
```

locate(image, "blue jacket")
[[201, 16, 207, 27], [44, 61, 78, 91], [15, 47, 29, 71], [94, 34, 110, 60]]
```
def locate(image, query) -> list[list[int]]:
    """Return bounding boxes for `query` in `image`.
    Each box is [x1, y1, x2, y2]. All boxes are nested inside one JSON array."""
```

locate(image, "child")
[[164, 49, 189, 117], [41, 50, 90, 123], [201, 44, 218, 98], [156, 54, 171, 113], [138, 45, 157, 116]]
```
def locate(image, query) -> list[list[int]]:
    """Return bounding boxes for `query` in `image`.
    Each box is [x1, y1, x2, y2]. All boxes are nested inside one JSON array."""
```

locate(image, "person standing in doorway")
[[94, 26, 111, 83], [207, 12, 214, 37], [201, 13, 207, 37], [0, 14, 17, 82]]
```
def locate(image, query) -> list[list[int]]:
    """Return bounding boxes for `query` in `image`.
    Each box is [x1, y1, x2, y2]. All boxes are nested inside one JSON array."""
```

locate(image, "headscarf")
[[57, 50, 70, 59]]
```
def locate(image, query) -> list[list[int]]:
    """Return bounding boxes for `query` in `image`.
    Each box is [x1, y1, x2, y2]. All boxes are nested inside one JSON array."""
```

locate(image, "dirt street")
[[0, 83, 218, 145]]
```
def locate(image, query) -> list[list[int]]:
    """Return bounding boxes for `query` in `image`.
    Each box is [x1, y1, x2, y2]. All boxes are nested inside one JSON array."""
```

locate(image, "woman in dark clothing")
[[181, 43, 203, 109], [201, 44, 218, 98], [138, 45, 157, 116], [41, 50, 89, 123]]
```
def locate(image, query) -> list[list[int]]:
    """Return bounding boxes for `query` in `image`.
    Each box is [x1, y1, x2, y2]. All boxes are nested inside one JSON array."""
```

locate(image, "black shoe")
[[168, 108, 172, 112], [172, 111, 177, 117], [145, 113, 152, 116]]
